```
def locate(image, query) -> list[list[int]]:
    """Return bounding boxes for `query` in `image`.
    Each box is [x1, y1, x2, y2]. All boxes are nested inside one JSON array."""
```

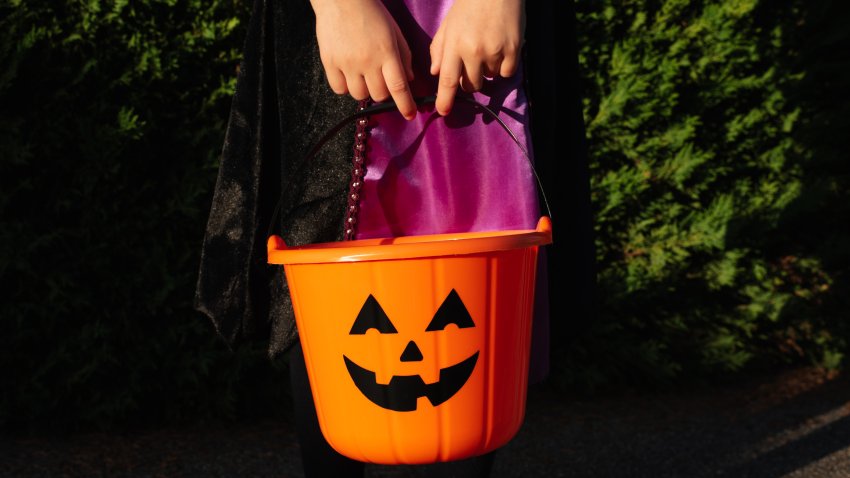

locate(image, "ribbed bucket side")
[[283, 244, 539, 464]]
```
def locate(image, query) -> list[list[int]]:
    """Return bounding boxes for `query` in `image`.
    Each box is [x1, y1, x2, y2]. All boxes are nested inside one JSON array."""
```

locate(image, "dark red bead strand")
[[343, 100, 370, 241]]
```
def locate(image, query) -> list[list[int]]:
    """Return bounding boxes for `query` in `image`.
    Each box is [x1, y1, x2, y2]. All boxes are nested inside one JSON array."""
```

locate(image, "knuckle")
[[385, 77, 409, 93], [372, 39, 397, 58], [483, 43, 503, 58], [463, 42, 485, 57], [439, 75, 458, 89], [341, 53, 370, 70]]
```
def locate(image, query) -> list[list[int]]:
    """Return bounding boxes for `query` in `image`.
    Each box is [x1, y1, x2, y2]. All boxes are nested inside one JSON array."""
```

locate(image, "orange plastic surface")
[[267, 216, 552, 264], [266, 216, 552, 464]]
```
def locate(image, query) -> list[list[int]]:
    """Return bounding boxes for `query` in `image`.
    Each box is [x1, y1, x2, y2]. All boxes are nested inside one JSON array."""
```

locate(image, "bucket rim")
[[268, 216, 552, 265]]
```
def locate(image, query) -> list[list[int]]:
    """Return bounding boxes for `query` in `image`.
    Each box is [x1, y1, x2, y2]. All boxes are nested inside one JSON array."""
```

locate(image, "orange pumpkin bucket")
[[267, 97, 553, 464]]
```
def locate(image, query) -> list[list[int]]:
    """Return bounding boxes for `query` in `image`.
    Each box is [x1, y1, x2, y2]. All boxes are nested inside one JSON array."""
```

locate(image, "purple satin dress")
[[354, 1, 550, 383]]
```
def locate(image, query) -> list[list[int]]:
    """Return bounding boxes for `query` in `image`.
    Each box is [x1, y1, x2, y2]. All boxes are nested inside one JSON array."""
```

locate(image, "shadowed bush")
[[558, 0, 849, 388], [0, 0, 289, 432]]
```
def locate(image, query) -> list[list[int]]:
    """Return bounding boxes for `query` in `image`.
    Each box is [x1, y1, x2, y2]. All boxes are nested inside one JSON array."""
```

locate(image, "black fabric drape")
[[195, 0, 595, 359], [194, 0, 356, 358]]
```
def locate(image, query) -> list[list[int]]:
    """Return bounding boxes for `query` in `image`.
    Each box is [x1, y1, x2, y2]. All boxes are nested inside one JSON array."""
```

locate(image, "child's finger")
[[325, 67, 349, 95], [436, 53, 462, 116], [436, 54, 462, 115], [364, 71, 390, 102], [460, 60, 484, 92], [429, 26, 445, 76], [500, 52, 519, 78], [382, 59, 416, 120], [345, 73, 370, 101]]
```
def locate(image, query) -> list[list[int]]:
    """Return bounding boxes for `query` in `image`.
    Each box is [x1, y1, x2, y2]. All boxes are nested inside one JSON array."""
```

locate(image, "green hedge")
[[1, 0, 847, 430], [563, 0, 850, 386], [0, 0, 292, 432]]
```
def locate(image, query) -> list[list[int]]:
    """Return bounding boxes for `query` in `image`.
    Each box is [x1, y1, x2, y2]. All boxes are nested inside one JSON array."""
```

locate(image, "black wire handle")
[[267, 95, 552, 239]]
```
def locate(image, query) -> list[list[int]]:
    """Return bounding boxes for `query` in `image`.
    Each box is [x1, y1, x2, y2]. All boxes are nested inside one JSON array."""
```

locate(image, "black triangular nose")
[[399, 341, 423, 362]]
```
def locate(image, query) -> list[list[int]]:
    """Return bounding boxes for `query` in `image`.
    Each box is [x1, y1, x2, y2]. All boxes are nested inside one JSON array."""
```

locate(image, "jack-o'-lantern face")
[[343, 289, 479, 412]]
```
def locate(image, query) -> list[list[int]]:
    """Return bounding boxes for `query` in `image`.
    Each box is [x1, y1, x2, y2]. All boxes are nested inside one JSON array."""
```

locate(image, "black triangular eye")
[[350, 295, 398, 335], [426, 289, 475, 331]]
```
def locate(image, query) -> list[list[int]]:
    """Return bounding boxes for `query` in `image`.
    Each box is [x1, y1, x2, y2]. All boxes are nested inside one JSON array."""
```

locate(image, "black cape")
[[194, 0, 595, 359]]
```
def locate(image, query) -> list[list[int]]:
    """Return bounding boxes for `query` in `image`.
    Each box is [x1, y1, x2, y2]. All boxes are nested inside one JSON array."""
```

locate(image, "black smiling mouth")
[[343, 352, 479, 412]]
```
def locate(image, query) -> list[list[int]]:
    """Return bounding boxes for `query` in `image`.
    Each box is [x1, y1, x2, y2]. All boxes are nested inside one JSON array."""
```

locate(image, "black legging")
[[289, 341, 495, 477]]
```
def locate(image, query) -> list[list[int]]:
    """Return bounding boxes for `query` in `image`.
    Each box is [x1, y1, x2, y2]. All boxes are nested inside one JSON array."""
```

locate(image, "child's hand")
[[311, 0, 417, 120], [430, 0, 525, 116]]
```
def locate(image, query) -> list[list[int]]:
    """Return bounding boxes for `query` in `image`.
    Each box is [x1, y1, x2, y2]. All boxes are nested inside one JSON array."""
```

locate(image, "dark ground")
[[2, 367, 849, 477]]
